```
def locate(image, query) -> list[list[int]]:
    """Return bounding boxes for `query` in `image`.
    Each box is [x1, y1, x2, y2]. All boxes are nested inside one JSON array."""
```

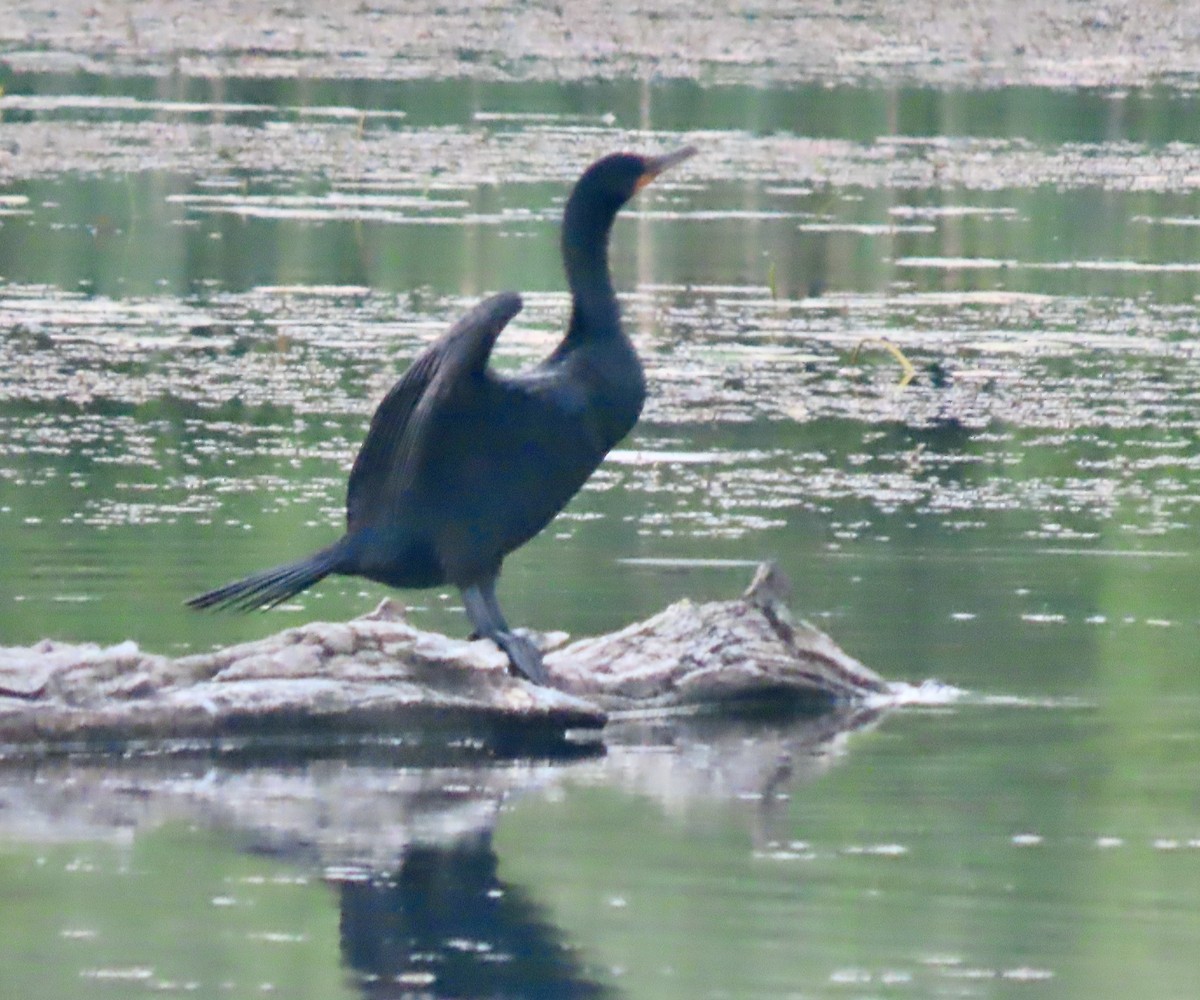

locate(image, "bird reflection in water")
[[337, 833, 615, 999]]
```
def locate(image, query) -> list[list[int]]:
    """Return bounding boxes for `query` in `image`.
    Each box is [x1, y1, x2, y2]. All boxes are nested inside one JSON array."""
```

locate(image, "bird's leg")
[[460, 578, 548, 685]]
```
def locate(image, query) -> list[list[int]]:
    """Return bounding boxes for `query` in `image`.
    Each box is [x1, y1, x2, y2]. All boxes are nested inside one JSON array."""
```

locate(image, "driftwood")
[[0, 563, 886, 756]]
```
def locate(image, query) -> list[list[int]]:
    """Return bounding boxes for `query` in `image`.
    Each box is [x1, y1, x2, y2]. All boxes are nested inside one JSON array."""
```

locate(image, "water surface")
[[2, 51, 1200, 1000]]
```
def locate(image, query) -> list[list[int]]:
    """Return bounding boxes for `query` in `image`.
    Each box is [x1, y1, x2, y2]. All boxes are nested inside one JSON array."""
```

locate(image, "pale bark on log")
[[0, 563, 886, 754]]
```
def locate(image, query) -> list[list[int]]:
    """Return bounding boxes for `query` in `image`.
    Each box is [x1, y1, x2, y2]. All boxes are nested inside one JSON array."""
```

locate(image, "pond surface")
[[2, 29, 1200, 1000]]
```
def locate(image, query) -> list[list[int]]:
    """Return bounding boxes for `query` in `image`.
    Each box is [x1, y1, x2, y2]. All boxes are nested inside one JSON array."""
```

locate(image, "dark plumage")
[[188, 146, 696, 683]]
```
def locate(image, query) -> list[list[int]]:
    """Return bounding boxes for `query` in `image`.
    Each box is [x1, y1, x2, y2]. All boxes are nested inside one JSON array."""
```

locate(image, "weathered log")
[[0, 563, 886, 755], [548, 563, 887, 709]]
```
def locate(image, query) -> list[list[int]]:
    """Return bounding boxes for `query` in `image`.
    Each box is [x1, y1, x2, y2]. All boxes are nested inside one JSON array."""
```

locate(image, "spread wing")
[[346, 291, 523, 529]]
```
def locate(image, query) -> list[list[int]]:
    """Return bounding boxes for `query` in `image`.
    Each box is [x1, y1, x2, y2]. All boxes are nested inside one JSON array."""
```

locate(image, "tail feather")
[[186, 542, 348, 613]]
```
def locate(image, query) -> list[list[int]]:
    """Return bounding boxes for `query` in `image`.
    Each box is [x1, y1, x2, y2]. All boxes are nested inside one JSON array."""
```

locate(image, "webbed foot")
[[492, 630, 549, 685], [461, 577, 551, 685]]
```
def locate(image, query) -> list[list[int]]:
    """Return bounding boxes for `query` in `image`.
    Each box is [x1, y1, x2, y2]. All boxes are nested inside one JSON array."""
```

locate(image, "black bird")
[[188, 146, 697, 684]]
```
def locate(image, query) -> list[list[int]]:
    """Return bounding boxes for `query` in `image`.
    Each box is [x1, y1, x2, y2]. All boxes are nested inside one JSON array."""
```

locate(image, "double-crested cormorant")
[[188, 146, 697, 684]]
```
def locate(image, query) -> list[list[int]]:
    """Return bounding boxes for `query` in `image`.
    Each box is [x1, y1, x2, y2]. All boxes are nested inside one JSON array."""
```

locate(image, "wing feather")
[[346, 292, 523, 528]]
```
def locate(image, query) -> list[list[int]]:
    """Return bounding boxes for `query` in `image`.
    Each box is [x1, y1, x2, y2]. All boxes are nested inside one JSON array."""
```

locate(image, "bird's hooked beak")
[[634, 145, 697, 192]]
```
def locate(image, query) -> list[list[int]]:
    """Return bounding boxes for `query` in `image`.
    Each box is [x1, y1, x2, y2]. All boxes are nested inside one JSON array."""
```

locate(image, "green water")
[[1, 65, 1200, 1000]]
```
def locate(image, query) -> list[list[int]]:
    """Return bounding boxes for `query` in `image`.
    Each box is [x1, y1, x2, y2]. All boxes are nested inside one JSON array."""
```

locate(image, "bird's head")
[[571, 146, 697, 215]]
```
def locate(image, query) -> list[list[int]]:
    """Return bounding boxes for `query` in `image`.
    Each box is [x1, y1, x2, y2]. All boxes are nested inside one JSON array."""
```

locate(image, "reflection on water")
[[338, 838, 612, 999], [2, 52, 1200, 1000], [5, 698, 1188, 999], [0, 707, 876, 999]]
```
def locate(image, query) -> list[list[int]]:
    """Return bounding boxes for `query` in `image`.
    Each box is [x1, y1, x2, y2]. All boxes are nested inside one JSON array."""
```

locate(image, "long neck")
[[560, 186, 621, 346], [551, 180, 645, 445]]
